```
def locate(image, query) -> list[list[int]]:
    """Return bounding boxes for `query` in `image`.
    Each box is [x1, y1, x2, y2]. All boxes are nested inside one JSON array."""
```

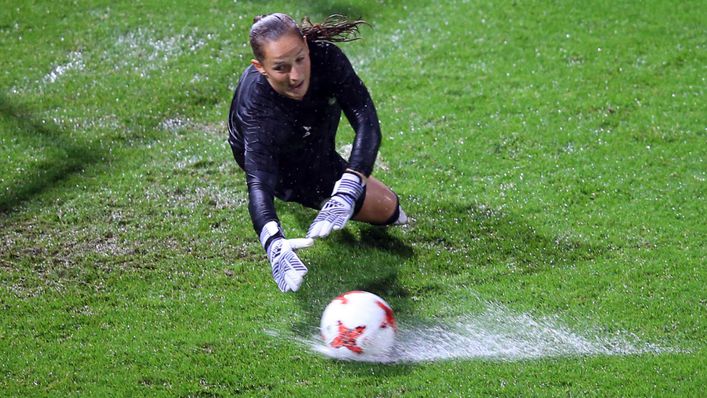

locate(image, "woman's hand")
[[260, 221, 313, 292], [266, 237, 313, 292], [307, 171, 365, 239]]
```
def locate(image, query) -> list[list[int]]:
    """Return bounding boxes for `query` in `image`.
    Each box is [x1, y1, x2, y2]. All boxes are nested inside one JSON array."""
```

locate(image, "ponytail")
[[300, 14, 369, 43], [250, 13, 368, 60]]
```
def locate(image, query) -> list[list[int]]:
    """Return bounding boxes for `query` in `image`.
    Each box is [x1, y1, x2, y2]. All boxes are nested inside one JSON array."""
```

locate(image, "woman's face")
[[252, 33, 311, 100]]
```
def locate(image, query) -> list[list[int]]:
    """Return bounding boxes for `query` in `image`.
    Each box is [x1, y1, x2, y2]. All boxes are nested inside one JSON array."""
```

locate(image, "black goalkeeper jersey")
[[228, 41, 381, 234]]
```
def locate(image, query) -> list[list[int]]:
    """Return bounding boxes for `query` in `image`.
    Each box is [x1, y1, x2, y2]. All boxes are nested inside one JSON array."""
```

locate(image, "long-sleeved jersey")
[[228, 40, 381, 234]]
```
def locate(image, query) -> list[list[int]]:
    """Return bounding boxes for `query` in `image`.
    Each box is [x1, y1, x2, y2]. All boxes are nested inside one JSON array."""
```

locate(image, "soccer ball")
[[320, 291, 397, 360]]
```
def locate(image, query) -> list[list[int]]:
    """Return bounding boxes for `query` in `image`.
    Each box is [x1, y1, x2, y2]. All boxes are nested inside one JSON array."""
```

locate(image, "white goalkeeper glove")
[[260, 221, 313, 292], [307, 171, 365, 239]]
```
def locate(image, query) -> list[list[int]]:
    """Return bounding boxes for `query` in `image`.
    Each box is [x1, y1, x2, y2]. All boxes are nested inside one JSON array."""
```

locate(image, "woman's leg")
[[352, 176, 407, 225]]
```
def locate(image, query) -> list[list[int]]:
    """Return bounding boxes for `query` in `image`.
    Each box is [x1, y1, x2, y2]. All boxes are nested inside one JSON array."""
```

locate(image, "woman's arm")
[[328, 44, 382, 177]]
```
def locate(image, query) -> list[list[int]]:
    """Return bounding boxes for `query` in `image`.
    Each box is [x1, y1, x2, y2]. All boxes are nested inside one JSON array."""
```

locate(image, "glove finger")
[[318, 220, 334, 238], [332, 217, 347, 230], [272, 266, 288, 292], [279, 281, 291, 292], [284, 264, 307, 291], [284, 270, 303, 291], [275, 275, 290, 292], [288, 238, 314, 250], [308, 221, 326, 238], [283, 254, 308, 291], [306, 220, 321, 238], [310, 221, 329, 238]]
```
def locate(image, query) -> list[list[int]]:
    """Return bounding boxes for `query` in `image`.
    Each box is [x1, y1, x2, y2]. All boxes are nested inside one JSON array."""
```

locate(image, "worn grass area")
[[1, 0, 704, 396]]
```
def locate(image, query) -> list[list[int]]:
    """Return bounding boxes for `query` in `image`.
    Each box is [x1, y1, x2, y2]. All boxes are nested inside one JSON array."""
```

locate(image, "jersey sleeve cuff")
[[259, 220, 284, 251]]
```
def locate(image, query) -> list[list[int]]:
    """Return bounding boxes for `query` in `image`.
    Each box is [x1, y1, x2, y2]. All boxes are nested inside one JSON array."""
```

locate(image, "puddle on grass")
[[112, 27, 209, 75], [269, 301, 677, 364], [43, 51, 85, 84], [21, 26, 212, 94]]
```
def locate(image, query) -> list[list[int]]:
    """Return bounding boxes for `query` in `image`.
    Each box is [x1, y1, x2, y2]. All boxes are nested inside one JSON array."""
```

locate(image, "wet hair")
[[249, 13, 368, 61]]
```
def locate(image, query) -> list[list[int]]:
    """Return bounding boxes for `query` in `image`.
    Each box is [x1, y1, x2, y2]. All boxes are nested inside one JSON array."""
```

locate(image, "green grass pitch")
[[1, 0, 704, 396]]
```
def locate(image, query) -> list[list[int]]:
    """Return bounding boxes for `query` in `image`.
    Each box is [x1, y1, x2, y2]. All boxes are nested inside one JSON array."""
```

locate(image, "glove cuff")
[[332, 171, 365, 202], [259, 221, 284, 252]]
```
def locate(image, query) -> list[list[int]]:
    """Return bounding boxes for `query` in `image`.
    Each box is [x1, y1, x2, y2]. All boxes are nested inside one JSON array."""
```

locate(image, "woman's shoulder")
[[236, 65, 266, 97], [232, 69, 288, 133], [235, 66, 278, 110], [309, 41, 355, 84], [309, 40, 348, 62]]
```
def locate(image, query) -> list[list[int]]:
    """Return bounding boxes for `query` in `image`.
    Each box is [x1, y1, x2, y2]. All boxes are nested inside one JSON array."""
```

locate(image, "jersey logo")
[[302, 126, 312, 138]]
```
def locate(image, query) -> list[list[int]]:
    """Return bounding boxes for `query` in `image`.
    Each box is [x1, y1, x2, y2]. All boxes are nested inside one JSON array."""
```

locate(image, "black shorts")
[[231, 145, 366, 215]]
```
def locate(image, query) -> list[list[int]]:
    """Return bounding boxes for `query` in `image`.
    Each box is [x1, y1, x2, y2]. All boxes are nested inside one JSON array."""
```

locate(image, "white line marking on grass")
[[276, 301, 678, 363]]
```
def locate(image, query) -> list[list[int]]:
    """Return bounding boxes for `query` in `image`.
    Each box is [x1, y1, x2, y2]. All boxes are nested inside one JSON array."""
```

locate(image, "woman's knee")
[[353, 177, 403, 225]]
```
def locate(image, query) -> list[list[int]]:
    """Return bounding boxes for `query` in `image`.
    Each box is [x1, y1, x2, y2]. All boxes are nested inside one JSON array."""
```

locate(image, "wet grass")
[[1, 0, 705, 396]]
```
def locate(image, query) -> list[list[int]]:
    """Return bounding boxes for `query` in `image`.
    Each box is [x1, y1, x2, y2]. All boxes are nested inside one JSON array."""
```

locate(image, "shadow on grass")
[[414, 200, 606, 286], [287, 203, 416, 323], [0, 94, 104, 214]]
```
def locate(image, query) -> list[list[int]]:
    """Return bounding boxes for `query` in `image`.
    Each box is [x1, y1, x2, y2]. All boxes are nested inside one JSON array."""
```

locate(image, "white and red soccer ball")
[[320, 291, 397, 360]]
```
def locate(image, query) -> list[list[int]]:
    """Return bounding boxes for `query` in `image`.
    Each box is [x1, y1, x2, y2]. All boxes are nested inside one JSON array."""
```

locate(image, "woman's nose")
[[290, 65, 302, 82]]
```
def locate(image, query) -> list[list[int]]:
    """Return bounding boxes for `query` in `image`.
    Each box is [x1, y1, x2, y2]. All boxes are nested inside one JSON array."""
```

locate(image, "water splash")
[[337, 143, 389, 171], [277, 302, 676, 364]]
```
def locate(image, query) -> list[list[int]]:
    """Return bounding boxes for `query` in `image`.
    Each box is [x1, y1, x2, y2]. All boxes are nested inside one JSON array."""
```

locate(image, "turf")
[[1, 0, 704, 396]]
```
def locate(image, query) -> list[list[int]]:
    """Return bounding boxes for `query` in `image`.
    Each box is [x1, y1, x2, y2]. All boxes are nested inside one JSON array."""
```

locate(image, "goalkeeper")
[[228, 13, 407, 292]]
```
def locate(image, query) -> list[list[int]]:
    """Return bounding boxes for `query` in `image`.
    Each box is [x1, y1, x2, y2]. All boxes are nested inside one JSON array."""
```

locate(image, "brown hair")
[[249, 13, 368, 61]]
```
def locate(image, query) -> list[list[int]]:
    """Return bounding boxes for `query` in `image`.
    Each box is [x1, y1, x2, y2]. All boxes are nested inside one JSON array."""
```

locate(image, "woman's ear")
[[251, 59, 267, 76]]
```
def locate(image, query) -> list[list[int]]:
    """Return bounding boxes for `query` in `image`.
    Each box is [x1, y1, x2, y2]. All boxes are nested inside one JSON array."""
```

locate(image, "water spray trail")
[[295, 302, 676, 363]]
